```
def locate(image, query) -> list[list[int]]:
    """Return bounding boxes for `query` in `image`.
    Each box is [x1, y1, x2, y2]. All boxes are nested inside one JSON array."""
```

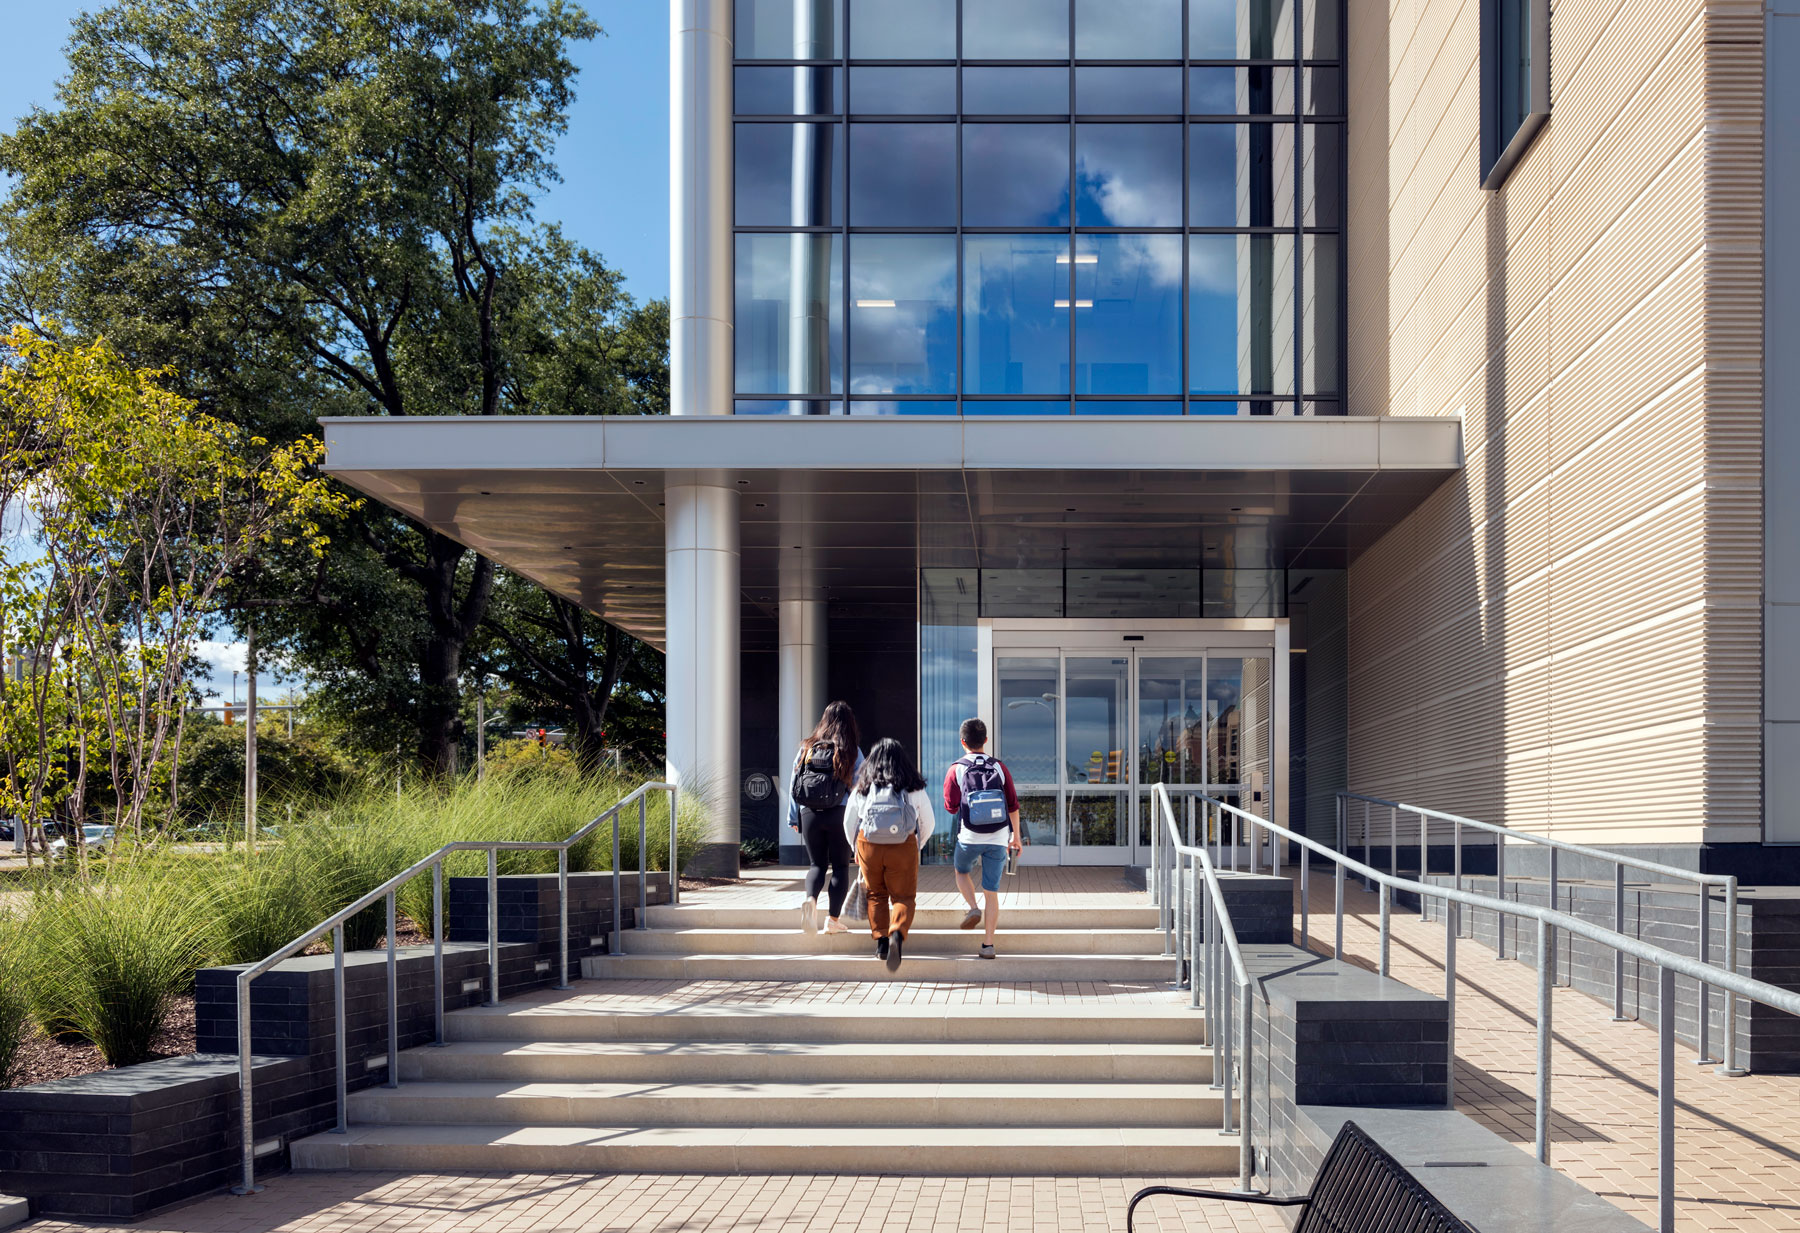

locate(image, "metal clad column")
[[667, 477, 741, 874], [671, 0, 733, 420], [778, 586, 827, 858]]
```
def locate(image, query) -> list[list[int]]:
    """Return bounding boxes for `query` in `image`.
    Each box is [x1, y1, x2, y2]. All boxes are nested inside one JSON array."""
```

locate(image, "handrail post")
[[1379, 882, 1390, 978], [1695, 886, 1714, 1064], [1334, 863, 1345, 960], [612, 808, 623, 946], [1190, 865, 1203, 1010], [1300, 844, 1310, 951], [669, 786, 682, 905], [1444, 902, 1457, 1109], [333, 924, 347, 1133], [232, 972, 260, 1194], [1535, 915, 1552, 1164], [1453, 818, 1462, 927], [384, 892, 398, 1088], [1721, 878, 1744, 1076], [639, 794, 649, 928], [1389, 804, 1398, 887], [1419, 808, 1428, 914], [556, 846, 571, 990], [432, 861, 445, 1045], [1495, 832, 1508, 960], [486, 848, 500, 1005], [1220, 971, 1235, 1134], [1176, 852, 1189, 990], [1362, 800, 1373, 891], [1238, 977, 1254, 1192], [1612, 864, 1628, 1022], [1659, 964, 1676, 1233], [1548, 848, 1560, 986]]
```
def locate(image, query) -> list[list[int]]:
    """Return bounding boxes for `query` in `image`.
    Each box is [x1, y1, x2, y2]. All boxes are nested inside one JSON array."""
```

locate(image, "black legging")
[[799, 806, 853, 918]]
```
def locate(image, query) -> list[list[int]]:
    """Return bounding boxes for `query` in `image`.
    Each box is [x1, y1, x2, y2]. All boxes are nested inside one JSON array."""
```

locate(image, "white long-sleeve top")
[[841, 786, 937, 850]]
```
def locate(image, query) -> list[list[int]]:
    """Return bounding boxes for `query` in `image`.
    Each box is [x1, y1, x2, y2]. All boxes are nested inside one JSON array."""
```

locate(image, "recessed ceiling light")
[[1054, 299, 1095, 309], [855, 299, 897, 308], [1056, 254, 1100, 265]]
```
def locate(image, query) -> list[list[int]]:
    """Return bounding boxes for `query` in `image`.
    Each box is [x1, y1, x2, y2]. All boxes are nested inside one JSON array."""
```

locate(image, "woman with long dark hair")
[[787, 700, 864, 935], [841, 738, 937, 973]]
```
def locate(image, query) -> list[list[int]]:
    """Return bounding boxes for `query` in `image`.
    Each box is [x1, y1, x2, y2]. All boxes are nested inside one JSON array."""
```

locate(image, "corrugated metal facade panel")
[[1344, 0, 1763, 847]]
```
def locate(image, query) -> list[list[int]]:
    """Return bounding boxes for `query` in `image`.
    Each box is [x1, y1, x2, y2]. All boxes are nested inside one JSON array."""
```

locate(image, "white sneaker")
[[800, 899, 818, 934]]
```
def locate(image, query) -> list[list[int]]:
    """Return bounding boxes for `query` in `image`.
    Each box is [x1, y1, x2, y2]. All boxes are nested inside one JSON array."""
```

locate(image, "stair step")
[[290, 1123, 1242, 1175], [581, 952, 1179, 983], [649, 905, 1160, 931], [446, 997, 1202, 1045], [348, 1080, 1224, 1127], [622, 927, 1164, 956], [398, 1039, 1212, 1084]]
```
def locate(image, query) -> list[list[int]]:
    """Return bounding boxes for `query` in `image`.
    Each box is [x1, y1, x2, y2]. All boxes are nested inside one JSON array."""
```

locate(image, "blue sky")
[[0, 0, 672, 303], [0, 2, 671, 698]]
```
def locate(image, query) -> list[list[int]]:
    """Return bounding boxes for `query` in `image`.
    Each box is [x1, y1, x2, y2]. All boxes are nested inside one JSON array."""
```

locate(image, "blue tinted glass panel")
[[850, 0, 956, 58], [850, 235, 958, 395], [963, 68, 1069, 115], [964, 0, 1070, 58], [1188, 68, 1295, 114], [963, 401, 1073, 414], [1189, 233, 1295, 395], [1190, 0, 1292, 59], [963, 125, 1071, 226], [1189, 68, 1234, 113], [736, 233, 844, 394], [850, 124, 955, 224], [850, 400, 958, 414], [1075, 0, 1183, 58], [1303, 233, 1340, 395], [736, 399, 841, 414], [738, 0, 842, 59], [1075, 125, 1181, 227], [919, 569, 979, 864], [1188, 400, 1249, 415], [1189, 123, 1295, 226], [736, 124, 843, 225], [963, 235, 1073, 395], [853, 67, 956, 114], [736, 67, 842, 114], [1074, 235, 1182, 395], [1077, 67, 1183, 114], [1076, 401, 1184, 414]]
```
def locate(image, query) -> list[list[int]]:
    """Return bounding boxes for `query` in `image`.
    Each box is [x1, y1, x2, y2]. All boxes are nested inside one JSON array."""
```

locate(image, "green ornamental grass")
[[0, 915, 29, 1087]]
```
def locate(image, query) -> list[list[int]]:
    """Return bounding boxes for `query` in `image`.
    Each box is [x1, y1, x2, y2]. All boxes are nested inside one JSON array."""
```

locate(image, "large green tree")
[[0, 0, 664, 774]]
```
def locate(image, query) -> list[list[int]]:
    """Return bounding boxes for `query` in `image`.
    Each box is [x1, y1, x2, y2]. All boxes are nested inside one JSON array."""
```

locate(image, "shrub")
[[0, 914, 29, 1087], [740, 837, 778, 866], [176, 720, 356, 825], [27, 865, 220, 1066]]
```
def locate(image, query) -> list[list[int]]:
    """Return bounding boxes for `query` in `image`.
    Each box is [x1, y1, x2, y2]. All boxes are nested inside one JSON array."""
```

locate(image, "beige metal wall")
[[1344, 0, 1764, 846]]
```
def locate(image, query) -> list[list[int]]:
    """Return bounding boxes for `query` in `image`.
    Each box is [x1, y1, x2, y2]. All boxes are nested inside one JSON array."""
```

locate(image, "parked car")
[[47, 824, 117, 859]]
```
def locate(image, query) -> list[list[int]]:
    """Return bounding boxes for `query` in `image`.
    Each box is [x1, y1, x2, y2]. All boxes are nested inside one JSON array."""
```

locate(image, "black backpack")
[[792, 742, 850, 813]]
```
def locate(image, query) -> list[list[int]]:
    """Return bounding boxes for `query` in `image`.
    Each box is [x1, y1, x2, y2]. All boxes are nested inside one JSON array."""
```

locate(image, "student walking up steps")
[[787, 701, 865, 936], [842, 738, 936, 973], [944, 718, 1022, 959]]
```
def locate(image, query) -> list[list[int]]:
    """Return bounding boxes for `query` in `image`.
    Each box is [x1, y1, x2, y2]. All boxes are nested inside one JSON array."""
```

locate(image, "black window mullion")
[[1067, 0, 1076, 415], [1182, 0, 1190, 416], [1293, 0, 1305, 415], [956, 0, 964, 413]]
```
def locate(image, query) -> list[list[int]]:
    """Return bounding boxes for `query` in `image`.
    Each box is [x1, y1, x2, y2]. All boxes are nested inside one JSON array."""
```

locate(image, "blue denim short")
[[953, 840, 1007, 892]]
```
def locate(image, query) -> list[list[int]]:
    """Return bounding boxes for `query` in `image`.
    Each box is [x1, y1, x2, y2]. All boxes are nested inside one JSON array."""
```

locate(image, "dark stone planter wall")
[[0, 871, 667, 1220]]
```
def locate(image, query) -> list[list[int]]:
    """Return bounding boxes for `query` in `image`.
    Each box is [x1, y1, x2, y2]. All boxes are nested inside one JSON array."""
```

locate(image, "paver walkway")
[[22, 865, 1800, 1232]]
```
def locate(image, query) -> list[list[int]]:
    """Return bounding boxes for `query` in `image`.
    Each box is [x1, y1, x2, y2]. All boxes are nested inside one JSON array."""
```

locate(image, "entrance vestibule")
[[974, 621, 1289, 867]]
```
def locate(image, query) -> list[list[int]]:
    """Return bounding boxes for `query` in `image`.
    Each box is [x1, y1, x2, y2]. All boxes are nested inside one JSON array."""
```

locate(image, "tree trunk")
[[414, 530, 495, 777]]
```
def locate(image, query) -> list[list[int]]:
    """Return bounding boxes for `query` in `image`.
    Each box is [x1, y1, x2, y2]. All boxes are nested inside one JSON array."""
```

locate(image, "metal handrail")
[[230, 780, 678, 1196], [1145, 783, 1258, 1194], [1337, 790, 1742, 1074], [1185, 793, 1800, 1233]]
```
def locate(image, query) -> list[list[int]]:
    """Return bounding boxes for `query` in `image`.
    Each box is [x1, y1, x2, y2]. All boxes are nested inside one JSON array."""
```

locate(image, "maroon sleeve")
[[943, 764, 962, 816], [999, 761, 1020, 813]]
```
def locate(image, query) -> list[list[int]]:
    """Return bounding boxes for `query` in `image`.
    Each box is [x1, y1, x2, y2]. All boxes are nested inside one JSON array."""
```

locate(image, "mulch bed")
[[10, 994, 197, 1089]]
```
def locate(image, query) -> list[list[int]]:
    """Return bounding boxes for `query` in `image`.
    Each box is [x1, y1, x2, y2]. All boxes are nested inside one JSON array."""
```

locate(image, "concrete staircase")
[[291, 886, 1235, 1174]]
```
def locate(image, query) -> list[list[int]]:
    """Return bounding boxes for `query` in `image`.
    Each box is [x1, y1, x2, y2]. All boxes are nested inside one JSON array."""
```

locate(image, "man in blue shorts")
[[943, 718, 1023, 959]]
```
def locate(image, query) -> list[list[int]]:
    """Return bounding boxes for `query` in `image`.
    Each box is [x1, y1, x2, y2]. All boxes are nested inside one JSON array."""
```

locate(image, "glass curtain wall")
[[733, 0, 1345, 415]]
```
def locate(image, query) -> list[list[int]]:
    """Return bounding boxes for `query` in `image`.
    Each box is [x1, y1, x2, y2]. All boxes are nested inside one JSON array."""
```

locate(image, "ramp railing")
[[1151, 792, 1800, 1233], [228, 780, 678, 1197], [1338, 790, 1742, 1073]]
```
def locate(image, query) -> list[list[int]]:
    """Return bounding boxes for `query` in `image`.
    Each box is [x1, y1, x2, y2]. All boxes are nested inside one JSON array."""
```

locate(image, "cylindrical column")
[[777, 594, 826, 857], [671, 0, 733, 418], [666, 479, 741, 874]]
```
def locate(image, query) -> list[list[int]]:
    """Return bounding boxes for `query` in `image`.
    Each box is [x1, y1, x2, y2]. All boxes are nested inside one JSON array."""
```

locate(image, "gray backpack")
[[858, 784, 919, 845]]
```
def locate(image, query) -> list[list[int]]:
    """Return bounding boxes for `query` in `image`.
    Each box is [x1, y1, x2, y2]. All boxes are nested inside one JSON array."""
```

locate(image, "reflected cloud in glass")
[[852, 67, 956, 114], [850, 0, 957, 58], [850, 235, 958, 395], [1075, 125, 1182, 227], [963, 235, 1073, 396], [1075, 0, 1184, 59], [1077, 67, 1183, 115], [850, 124, 955, 225], [964, 125, 1072, 226], [735, 124, 842, 226], [735, 233, 843, 395], [1074, 235, 1182, 395], [964, 0, 1070, 58]]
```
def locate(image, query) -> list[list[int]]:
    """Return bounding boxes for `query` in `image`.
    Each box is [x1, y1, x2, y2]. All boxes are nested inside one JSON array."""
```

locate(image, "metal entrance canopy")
[[322, 414, 1463, 648]]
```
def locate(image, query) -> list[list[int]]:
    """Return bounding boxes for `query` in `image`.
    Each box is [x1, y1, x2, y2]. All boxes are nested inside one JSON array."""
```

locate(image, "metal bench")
[[1127, 1120, 1474, 1233]]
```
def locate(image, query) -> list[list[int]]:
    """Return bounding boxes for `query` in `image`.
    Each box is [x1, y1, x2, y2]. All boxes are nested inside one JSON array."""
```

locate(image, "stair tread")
[[302, 1123, 1229, 1146], [594, 951, 1173, 962], [450, 997, 1195, 1020], [410, 1040, 1203, 1057], [355, 1079, 1219, 1100]]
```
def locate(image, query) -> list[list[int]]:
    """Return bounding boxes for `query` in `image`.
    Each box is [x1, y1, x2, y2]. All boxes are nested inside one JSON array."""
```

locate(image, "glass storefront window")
[[964, 125, 1072, 225], [1075, 124, 1182, 226], [963, 235, 1072, 395], [1189, 232, 1295, 396], [1077, 67, 1183, 114], [1074, 0, 1184, 59], [1073, 234, 1182, 395], [964, 0, 1070, 59], [736, 67, 842, 115], [736, 124, 843, 226], [997, 657, 1060, 784], [1189, 0, 1294, 60], [964, 67, 1069, 115], [850, 235, 958, 395], [850, 0, 956, 59], [738, 0, 842, 60], [849, 124, 955, 225], [735, 233, 843, 394], [852, 67, 956, 114]]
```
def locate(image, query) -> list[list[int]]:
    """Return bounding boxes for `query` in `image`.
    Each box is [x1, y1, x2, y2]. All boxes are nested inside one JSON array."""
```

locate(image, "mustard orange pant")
[[857, 836, 919, 940]]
